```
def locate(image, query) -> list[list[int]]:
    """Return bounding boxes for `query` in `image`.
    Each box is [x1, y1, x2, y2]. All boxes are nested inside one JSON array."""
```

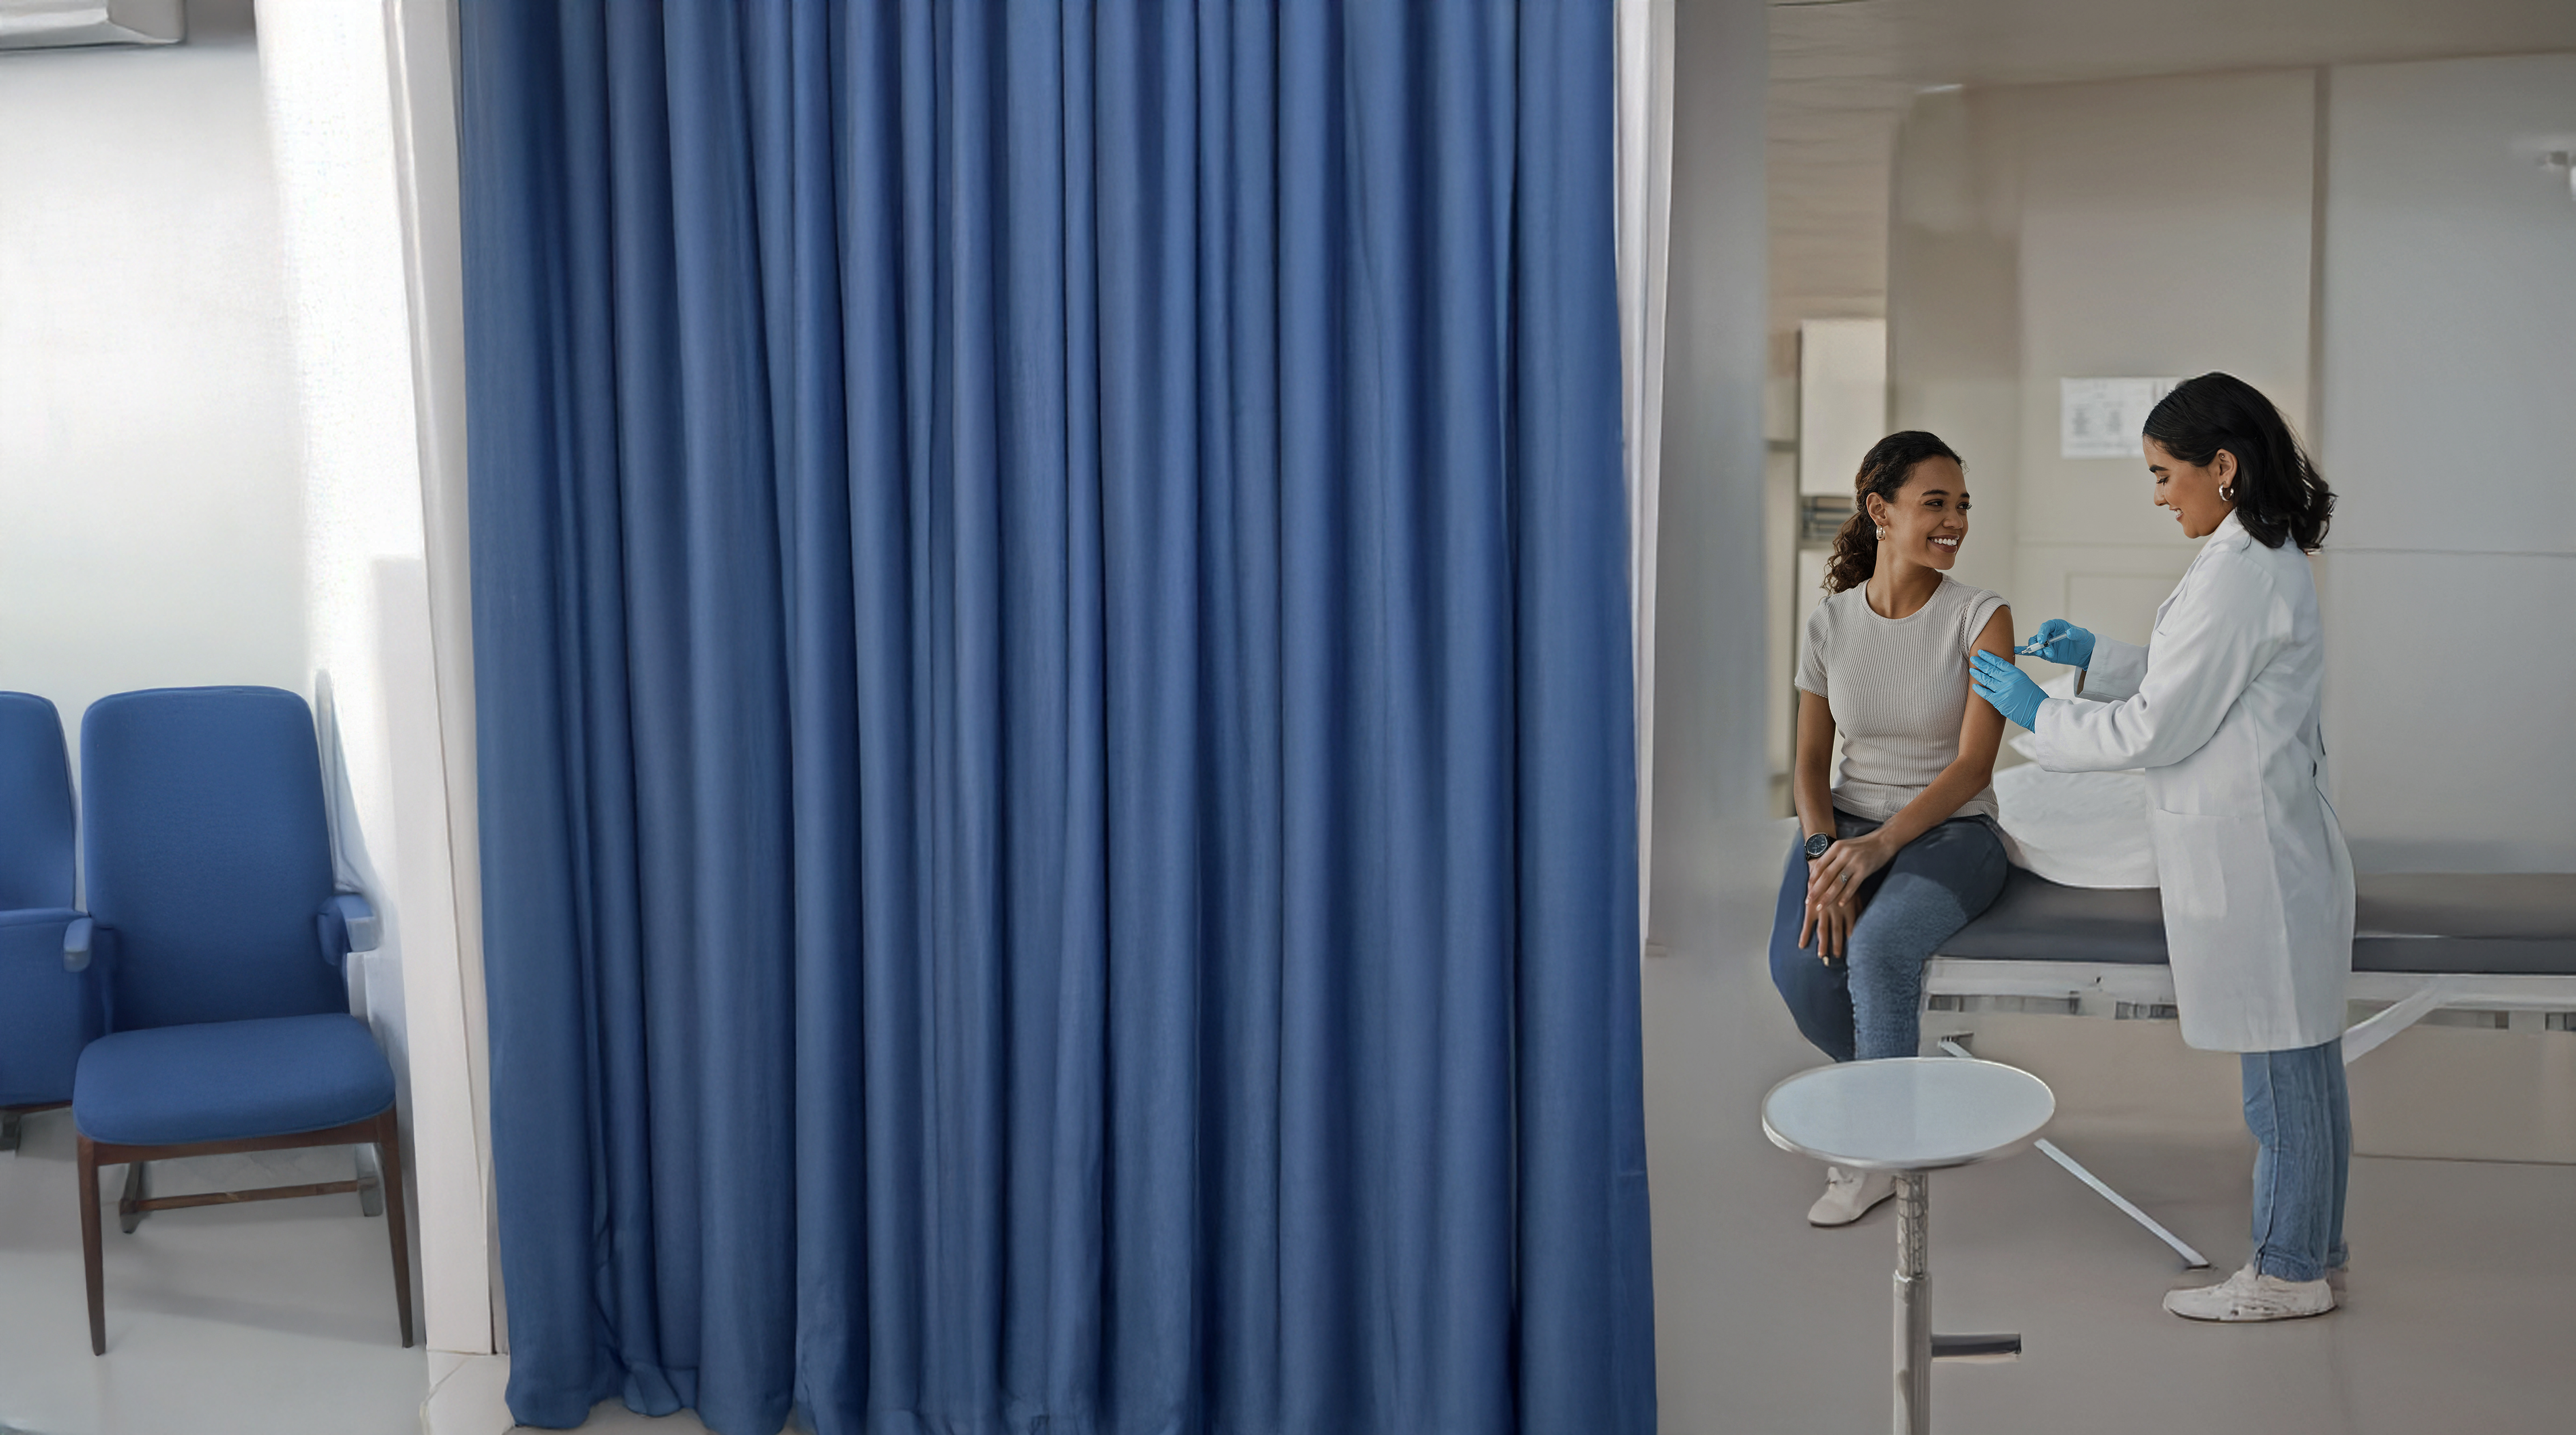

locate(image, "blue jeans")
[[1768, 810, 2008, 1062], [2243, 1039, 2352, 1283]]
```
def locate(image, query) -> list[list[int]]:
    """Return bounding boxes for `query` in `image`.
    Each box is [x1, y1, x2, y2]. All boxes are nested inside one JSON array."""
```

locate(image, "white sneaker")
[[2162, 1263, 2337, 1322], [1807, 1165, 1897, 1226]]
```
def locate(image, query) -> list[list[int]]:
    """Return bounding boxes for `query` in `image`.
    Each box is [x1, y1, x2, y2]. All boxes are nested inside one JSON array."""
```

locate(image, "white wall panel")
[[2320, 551, 2576, 872], [2318, 54, 2576, 867], [1796, 318, 1886, 496], [2321, 55, 2576, 556], [2009, 70, 2317, 558], [256, 0, 492, 1355], [1650, 0, 1769, 942]]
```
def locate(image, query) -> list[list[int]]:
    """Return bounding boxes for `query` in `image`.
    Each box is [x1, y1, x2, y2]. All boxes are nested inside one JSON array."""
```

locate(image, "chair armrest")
[[317, 892, 381, 968], [64, 915, 94, 973]]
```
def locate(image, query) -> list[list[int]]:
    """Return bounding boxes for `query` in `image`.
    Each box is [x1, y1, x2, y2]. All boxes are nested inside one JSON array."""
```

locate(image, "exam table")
[[1924, 867, 2576, 1264]]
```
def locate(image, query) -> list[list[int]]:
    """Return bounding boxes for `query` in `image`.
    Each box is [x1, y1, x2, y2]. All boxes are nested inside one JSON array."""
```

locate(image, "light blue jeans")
[[2243, 1038, 2352, 1283], [1768, 809, 2008, 1063]]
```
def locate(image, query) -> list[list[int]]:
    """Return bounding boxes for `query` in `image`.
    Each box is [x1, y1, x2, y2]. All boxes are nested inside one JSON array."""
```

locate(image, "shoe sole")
[[2163, 1295, 2338, 1322]]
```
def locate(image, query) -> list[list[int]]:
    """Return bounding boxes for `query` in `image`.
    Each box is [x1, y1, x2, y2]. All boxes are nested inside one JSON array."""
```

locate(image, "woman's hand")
[[2014, 618, 2095, 669], [1970, 651, 2048, 731], [1799, 834, 1893, 960]]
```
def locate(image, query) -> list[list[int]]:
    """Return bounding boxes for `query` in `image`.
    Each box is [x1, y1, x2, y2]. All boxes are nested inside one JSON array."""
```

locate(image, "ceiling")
[[1765, 0, 2576, 343]]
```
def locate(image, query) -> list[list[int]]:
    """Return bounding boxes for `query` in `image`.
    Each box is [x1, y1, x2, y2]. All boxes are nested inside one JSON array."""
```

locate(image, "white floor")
[[0, 1126, 425, 1435], [7, 820, 2570, 1434], [1646, 820, 2576, 1435]]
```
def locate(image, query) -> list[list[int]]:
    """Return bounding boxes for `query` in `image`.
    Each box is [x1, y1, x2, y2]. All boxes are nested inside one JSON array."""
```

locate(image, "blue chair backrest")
[[81, 687, 346, 1031], [0, 692, 76, 911]]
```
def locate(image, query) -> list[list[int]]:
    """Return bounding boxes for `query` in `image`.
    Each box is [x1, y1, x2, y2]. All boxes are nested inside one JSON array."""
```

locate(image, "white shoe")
[[2162, 1263, 2337, 1322], [1807, 1165, 1897, 1226]]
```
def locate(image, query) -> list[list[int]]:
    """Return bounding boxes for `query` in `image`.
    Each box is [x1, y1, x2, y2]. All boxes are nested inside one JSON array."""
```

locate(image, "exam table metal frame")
[[1921, 871, 2576, 1270]]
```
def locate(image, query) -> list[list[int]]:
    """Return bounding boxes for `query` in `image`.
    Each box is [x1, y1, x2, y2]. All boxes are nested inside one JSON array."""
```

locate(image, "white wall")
[[2012, 72, 2318, 653], [1885, 86, 2019, 606], [1893, 70, 2320, 658], [0, 0, 305, 747], [1891, 55, 2575, 867], [255, 0, 492, 1353], [2317, 54, 2576, 872], [1795, 318, 1886, 496], [1649, 0, 1771, 944]]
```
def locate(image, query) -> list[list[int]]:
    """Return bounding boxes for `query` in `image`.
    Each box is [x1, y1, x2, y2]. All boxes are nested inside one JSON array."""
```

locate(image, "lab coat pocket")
[[2148, 807, 2299, 1050], [2146, 809, 2273, 930], [2142, 725, 2266, 817]]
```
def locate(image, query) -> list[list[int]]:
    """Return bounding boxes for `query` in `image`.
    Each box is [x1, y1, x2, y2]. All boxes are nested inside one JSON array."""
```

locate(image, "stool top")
[[1761, 1057, 2055, 1172]]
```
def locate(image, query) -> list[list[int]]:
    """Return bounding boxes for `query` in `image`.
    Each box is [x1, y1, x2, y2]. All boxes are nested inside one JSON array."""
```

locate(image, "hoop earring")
[[2219, 484, 2235, 502], [1875, 527, 1888, 540]]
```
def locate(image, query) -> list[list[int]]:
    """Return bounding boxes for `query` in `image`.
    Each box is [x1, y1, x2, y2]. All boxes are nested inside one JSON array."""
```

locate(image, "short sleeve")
[[1795, 600, 1830, 697], [1958, 588, 2008, 660]]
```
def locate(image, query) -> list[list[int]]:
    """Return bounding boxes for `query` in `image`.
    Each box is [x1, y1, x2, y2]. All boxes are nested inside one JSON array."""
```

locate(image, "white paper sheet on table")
[[1992, 674, 2158, 889]]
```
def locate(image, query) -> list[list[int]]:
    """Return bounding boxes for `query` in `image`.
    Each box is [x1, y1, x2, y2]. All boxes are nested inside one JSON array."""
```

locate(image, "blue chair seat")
[[74, 1014, 395, 1147]]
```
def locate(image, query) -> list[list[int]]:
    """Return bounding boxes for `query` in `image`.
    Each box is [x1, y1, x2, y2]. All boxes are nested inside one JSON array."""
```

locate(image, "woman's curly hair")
[[1823, 430, 1963, 594]]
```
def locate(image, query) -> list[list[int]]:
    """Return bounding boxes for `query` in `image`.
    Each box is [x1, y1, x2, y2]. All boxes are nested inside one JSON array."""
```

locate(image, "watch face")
[[1805, 834, 1832, 859]]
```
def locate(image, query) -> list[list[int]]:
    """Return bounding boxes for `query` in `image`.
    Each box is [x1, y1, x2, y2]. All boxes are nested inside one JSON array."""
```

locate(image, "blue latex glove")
[[2013, 618, 2095, 669], [1970, 651, 2048, 730]]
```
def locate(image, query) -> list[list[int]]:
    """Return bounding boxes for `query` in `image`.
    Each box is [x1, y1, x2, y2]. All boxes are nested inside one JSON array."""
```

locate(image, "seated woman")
[[1770, 430, 2017, 1226]]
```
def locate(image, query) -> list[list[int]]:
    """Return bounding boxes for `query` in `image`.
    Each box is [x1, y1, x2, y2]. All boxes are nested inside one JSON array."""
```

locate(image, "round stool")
[[1762, 1056, 2056, 1435]]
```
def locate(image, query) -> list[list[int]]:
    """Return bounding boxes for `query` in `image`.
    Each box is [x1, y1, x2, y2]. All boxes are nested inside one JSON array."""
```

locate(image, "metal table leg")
[[1935, 1038, 2209, 1268], [1894, 1168, 2025, 1434], [1894, 1172, 1930, 1435]]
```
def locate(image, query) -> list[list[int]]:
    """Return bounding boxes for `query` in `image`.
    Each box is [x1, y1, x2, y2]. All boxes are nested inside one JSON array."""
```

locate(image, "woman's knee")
[[1841, 933, 1928, 1006], [1771, 931, 1839, 1009]]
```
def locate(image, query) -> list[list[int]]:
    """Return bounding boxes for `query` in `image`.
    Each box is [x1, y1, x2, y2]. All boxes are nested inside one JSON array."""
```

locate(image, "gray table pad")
[[1937, 869, 2576, 976]]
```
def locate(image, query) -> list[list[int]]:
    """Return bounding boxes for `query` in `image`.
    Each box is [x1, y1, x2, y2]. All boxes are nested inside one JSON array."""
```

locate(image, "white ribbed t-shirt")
[[1795, 575, 2008, 821]]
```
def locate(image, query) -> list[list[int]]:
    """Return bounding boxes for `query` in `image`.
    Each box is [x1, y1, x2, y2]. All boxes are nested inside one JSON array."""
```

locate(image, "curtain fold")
[[1613, 0, 1674, 939], [461, 4, 1649, 1432]]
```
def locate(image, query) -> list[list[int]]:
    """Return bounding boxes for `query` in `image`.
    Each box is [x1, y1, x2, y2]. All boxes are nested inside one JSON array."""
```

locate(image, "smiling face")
[[2146, 436, 2237, 539], [1864, 456, 1970, 572]]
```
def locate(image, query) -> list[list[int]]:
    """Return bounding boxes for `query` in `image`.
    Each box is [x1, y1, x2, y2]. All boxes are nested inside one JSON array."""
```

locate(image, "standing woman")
[[1970, 373, 2350, 1321]]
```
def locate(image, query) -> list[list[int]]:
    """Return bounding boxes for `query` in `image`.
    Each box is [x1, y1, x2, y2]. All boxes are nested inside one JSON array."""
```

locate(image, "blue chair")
[[0, 692, 94, 1149], [69, 686, 412, 1355]]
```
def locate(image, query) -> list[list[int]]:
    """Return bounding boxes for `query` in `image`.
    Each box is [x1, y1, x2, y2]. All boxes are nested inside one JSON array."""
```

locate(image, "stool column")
[[1891, 1170, 1930, 1435]]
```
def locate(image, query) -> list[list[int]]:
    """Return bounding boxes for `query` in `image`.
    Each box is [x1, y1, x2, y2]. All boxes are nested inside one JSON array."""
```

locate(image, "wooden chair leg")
[[77, 1134, 106, 1355], [118, 1159, 148, 1234], [374, 1109, 414, 1347]]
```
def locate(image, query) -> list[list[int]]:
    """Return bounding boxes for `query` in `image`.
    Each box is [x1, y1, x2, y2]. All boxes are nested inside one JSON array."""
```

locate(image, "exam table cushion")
[[1939, 868, 2576, 976], [73, 1013, 395, 1146]]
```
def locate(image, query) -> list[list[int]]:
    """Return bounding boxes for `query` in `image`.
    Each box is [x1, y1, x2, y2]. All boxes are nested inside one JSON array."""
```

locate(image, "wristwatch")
[[1803, 831, 1834, 860]]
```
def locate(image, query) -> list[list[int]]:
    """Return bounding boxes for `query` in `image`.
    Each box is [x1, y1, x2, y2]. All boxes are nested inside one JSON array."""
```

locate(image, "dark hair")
[[2142, 373, 2334, 550], [1824, 430, 1963, 593]]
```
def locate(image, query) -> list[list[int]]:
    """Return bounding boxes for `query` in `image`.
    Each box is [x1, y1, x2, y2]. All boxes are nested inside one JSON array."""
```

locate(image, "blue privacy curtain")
[[460, 3, 1648, 1432]]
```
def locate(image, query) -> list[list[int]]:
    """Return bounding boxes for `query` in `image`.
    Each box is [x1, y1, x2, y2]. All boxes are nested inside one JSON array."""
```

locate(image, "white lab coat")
[[2028, 512, 2354, 1052]]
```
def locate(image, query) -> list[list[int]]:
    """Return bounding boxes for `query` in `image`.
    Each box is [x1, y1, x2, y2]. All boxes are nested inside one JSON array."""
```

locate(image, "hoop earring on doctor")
[[2219, 484, 2236, 502]]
